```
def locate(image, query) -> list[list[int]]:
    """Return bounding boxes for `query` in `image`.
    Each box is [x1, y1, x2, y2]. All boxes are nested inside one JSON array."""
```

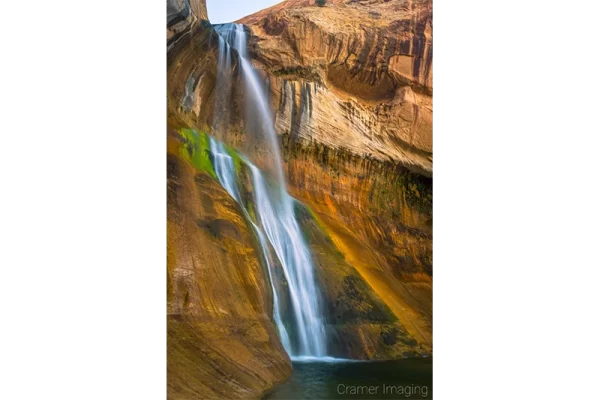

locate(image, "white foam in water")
[[291, 356, 362, 363]]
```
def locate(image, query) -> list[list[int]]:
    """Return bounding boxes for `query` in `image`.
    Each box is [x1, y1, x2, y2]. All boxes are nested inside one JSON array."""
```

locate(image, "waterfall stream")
[[211, 23, 328, 359]]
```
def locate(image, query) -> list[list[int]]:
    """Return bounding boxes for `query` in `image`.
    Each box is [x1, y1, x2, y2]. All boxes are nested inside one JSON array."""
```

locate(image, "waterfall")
[[211, 23, 328, 358], [209, 138, 292, 353], [212, 27, 233, 136]]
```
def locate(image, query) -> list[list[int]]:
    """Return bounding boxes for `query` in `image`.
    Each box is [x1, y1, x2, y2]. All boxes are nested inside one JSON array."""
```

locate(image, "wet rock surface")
[[167, 0, 433, 397]]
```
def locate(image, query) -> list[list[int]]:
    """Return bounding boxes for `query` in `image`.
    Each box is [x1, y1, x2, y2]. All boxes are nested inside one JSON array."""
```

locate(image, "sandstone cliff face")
[[167, 5, 294, 399], [168, 128, 431, 365], [296, 197, 431, 358], [283, 135, 432, 355], [168, 0, 208, 49], [169, 0, 433, 177], [167, 130, 291, 399], [241, 0, 433, 352], [240, 0, 433, 176], [167, 0, 433, 396]]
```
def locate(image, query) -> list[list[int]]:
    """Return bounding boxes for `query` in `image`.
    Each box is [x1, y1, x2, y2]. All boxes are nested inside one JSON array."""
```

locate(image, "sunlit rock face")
[[240, 0, 433, 176], [167, 131, 292, 400], [239, 0, 433, 354], [169, 0, 433, 176], [167, 0, 433, 396], [167, 3, 292, 399], [284, 135, 432, 357]]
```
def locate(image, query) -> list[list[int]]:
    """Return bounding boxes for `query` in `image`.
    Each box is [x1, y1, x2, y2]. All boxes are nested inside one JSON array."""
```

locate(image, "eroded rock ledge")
[[167, 0, 209, 54], [167, 0, 433, 398], [240, 0, 433, 176]]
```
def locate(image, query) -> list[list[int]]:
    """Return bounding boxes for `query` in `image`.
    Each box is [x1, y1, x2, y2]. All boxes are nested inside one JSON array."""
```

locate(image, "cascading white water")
[[211, 23, 328, 358], [212, 27, 233, 136], [209, 138, 292, 353]]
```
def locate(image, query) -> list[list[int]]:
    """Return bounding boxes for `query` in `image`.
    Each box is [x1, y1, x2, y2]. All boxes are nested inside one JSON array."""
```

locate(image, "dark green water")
[[264, 358, 432, 400]]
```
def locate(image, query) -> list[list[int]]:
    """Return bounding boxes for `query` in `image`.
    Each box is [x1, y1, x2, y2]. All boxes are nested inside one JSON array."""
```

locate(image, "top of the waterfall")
[[213, 23, 249, 59]]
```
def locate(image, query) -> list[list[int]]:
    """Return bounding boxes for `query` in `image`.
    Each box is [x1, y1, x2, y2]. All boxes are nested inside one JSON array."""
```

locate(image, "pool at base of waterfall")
[[264, 358, 433, 400]]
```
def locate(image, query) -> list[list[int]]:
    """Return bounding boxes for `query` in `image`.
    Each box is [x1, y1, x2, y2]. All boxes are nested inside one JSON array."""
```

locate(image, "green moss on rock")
[[178, 128, 216, 178]]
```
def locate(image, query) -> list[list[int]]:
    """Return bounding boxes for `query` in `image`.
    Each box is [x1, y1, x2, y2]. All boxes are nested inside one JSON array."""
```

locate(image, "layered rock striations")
[[169, 0, 433, 177], [167, 130, 291, 400], [168, 0, 208, 50], [240, 0, 433, 176], [240, 0, 433, 353], [167, 6, 294, 395], [167, 0, 433, 397], [284, 135, 432, 356]]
